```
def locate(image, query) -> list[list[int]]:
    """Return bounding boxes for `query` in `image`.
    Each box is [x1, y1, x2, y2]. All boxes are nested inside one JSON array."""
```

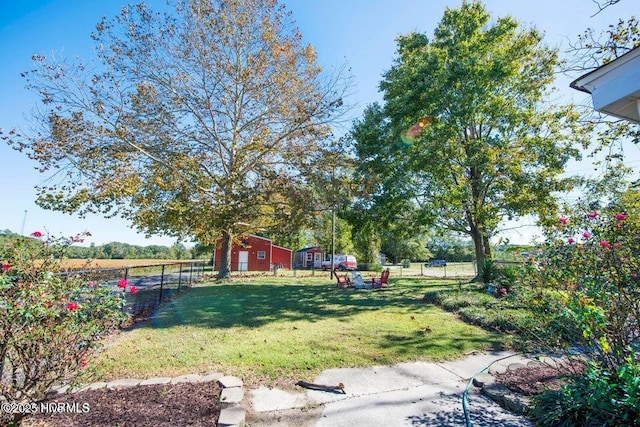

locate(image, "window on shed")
[[257, 251, 266, 260], [306, 253, 313, 262]]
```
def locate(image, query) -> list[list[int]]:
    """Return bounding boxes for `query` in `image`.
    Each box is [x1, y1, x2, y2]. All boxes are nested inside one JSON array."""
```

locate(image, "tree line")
[[0, 229, 193, 259]]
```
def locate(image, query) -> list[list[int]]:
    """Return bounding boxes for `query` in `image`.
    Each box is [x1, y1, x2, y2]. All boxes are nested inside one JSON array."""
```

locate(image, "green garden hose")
[[462, 353, 520, 427]]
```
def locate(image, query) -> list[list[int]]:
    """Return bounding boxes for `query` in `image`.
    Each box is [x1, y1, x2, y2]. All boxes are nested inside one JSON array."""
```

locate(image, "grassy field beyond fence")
[[93, 277, 503, 388]]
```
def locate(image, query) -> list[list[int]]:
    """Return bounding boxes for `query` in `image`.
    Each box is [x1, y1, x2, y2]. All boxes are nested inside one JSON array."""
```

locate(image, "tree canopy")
[[351, 1, 590, 267], [3, 0, 351, 278]]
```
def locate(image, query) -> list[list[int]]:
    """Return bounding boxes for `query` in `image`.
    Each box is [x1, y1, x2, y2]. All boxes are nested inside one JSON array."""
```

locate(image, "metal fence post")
[[189, 263, 194, 284], [177, 262, 183, 291], [159, 264, 165, 303]]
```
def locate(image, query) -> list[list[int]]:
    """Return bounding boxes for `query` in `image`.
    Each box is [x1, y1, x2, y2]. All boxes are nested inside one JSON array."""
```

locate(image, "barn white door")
[[238, 251, 249, 271]]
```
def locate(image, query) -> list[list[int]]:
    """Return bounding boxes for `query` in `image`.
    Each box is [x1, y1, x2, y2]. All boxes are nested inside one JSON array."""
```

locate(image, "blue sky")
[[0, 0, 636, 247]]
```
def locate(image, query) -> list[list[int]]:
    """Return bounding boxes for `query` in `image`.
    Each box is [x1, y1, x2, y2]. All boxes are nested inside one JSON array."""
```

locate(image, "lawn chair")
[[371, 268, 390, 288], [336, 274, 351, 287]]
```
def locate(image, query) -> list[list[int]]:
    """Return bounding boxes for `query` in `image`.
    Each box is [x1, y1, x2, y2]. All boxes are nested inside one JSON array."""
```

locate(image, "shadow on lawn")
[[147, 282, 426, 329], [134, 280, 503, 360]]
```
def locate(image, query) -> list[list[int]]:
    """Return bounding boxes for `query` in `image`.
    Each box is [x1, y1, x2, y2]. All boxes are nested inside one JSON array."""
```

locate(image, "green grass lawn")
[[93, 277, 503, 388]]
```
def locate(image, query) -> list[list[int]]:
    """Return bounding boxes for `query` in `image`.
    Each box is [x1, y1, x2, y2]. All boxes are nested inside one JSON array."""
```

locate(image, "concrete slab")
[[306, 361, 457, 405], [438, 350, 518, 379], [315, 385, 532, 427], [251, 386, 311, 412], [247, 351, 534, 427]]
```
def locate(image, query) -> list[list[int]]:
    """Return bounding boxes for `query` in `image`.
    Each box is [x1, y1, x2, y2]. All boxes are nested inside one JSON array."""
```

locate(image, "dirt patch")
[[494, 360, 585, 396], [22, 382, 221, 427]]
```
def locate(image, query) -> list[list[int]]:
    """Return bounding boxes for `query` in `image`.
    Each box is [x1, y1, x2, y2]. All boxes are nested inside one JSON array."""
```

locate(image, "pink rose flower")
[[66, 302, 80, 311], [559, 217, 568, 225], [614, 213, 626, 221], [599, 240, 612, 249], [78, 358, 88, 370], [588, 211, 599, 219], [30, 231, 43, 238], [568, 237, 575, 244], [129, 286, 138, 295], [582, 232, 591, 239], [117, 278, 128, 289], [1, 263, 9, 272]]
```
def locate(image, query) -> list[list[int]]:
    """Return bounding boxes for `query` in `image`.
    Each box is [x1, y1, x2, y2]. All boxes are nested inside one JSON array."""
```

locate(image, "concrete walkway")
[[247, 350, 533, 427]]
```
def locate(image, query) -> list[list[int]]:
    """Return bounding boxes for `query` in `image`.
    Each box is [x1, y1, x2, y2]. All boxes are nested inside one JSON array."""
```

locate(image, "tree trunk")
[[217, 229, 233, 280], [471, 227, 485, 281], [482, 234, 492, 260]]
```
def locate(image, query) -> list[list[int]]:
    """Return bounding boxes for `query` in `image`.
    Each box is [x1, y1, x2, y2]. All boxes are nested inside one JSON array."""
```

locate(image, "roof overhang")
[[570, 46, 640, 124]]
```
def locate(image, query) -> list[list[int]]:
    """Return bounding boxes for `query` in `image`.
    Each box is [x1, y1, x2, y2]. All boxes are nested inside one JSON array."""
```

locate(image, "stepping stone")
[[48, 384, 71, 396], [488, 364, 508, 375], [471, 373, 494, 388], [199, 372, 224, 383], [77, 382, 108, 392], [139, 377, 172, 386], [219, 375, 243, 388], [503, 393, 532, 415], [527, 360, 544, 369], [221, 387, 244, 404], [507, 362, 526, 371], [171, 374, 202, 384], [107, 379, 142, 390], [482, 383, 511, 404], [218, 405, 245, 427]]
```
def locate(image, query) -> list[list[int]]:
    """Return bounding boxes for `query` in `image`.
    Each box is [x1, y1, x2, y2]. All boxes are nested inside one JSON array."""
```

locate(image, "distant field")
[[61, 259, 189, 270]]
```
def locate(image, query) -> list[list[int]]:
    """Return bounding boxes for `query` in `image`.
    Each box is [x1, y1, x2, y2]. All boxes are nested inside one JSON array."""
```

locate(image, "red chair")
[[336, 274, 351, 287], [372, 269, 390, 288]]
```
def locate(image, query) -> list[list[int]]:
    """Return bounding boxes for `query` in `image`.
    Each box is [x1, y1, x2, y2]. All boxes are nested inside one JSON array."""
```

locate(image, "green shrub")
[[478, 259, 498, 284], [358, 263, 383, 272], [400, 259, 411, 268], [531, 358, 640, 426], [495, 265, 520, 291], [458, 306, 534, 333]]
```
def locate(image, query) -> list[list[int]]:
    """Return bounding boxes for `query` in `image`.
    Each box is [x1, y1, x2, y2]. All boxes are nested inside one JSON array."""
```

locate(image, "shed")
[[214, 234, 292, 272], [293, 246, 325, 269]]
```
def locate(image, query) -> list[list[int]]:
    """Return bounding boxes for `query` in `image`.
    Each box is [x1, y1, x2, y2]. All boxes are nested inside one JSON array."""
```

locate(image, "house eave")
[[570, 46, 640, 124]]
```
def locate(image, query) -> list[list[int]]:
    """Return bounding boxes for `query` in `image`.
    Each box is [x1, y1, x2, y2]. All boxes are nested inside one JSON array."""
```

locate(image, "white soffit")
[[570, 47, 640, 124]]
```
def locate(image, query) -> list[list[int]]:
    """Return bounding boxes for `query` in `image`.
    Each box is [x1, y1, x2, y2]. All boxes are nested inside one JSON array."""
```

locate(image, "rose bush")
[[522, 193, 640, 425], [0, 232, 130, 425], [529, 204, 640, 366]]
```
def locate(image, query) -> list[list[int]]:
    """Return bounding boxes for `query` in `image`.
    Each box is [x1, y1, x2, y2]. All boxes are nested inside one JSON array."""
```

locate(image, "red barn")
[[214, 234, 292, 272]]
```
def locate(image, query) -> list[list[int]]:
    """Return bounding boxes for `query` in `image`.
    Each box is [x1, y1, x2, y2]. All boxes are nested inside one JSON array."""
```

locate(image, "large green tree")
[[352, 1, 589, 268], [2, 0, 351, 279]]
